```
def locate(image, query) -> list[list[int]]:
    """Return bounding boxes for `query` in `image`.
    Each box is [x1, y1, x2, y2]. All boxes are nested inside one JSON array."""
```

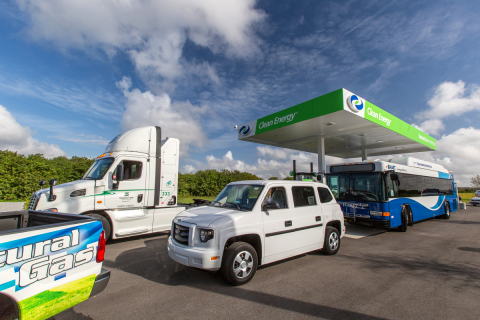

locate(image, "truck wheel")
[[322, 226, 340, 255], [398, 210, 408, 232], [443, 202, 451, 220], [221, 242, 258, 286], [87, 214, 111, 240]]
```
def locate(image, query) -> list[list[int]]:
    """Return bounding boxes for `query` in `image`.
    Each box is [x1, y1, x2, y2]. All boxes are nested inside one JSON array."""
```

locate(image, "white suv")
[[168, 180, 345, 285]]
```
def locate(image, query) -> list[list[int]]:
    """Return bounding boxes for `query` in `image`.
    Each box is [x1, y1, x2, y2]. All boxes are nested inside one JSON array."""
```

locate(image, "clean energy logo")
[[166, 181, 172, 186], [239, 125, 251, 136], [347, 95, 364, 113]]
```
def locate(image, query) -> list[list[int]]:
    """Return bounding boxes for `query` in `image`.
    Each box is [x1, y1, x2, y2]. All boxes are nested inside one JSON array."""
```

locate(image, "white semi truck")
[[28, 126, 185, 240]]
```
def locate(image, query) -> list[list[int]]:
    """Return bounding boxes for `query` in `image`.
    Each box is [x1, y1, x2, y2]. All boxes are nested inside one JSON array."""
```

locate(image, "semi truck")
[[28, 126, 185, 240], [0, 210, 110, 320]]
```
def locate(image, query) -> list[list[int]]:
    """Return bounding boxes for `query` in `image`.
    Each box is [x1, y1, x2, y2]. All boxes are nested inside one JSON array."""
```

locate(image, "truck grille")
[[27, 193, 39, 210], [173, 223, 190, 245]]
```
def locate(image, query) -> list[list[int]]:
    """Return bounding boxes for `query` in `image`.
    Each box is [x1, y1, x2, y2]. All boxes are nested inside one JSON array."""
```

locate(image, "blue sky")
[[1, 0, 480, 184]]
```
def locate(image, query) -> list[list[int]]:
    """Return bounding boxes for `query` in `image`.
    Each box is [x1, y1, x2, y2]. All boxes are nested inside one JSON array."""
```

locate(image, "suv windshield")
[[84, 158, 114, 180], [327, 172, 386, 202], [211, 184, 264, 211]]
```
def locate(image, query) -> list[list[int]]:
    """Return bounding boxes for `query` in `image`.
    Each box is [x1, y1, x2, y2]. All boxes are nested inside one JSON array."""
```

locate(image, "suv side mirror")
[[263, 202, 280, 211], [116, 164, 125, 181]]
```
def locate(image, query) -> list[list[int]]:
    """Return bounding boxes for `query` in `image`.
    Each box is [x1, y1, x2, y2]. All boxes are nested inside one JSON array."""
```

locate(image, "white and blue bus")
[[326, 157, 457, 231]]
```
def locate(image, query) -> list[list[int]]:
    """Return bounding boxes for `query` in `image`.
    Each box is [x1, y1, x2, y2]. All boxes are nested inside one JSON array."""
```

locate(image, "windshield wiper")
[[224, 202, 242, 210]]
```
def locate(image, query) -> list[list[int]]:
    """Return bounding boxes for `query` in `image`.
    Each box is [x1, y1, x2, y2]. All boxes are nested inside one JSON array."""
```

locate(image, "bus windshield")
[[327, 172, 386, 202]]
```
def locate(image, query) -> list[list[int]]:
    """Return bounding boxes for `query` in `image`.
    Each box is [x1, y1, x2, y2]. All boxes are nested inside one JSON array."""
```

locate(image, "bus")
[[326, 157, 457, 231]]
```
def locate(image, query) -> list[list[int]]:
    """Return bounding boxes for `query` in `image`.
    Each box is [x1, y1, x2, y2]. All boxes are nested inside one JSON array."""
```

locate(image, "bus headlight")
[[200, 229, 214, 242], [370, 211, 382, 216]]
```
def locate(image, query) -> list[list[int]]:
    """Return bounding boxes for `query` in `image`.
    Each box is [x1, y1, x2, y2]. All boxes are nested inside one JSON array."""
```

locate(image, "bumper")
[[89, 268, 111, 297], [167, 236, 222, 271], [345, 217, 390, 228]]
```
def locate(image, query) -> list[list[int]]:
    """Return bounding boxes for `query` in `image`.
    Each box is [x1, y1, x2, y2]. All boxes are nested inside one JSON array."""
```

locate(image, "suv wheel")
[[322, 226, 340, 255], [221, 242, 258, 286]]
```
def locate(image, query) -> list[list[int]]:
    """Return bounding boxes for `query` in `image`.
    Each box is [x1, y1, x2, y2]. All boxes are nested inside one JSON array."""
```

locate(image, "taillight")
[[96, 231, 106, 263]]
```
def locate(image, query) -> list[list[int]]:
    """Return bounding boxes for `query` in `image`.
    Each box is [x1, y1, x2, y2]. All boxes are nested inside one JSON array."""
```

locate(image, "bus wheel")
[[443, 203, 451, 220], [398, 210, 408, 232], [407, 207, 413, 226]]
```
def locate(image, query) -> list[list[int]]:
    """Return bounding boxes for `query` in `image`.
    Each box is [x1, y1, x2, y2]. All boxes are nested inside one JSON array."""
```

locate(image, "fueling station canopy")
[[237, 88, 437, 179]]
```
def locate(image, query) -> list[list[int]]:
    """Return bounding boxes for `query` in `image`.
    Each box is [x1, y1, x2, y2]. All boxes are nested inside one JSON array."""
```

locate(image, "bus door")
[[386, 173, 402, 228]]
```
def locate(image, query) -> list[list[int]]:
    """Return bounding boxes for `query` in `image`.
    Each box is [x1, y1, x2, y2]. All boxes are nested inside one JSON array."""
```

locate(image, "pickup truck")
[[27, 126, 185, 240], [168, 180, 345, 285], [0, 210, 110, 320]]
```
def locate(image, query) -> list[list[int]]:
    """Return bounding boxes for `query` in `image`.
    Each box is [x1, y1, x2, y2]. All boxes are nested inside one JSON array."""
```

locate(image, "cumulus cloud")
[[419, 81, 480, 120], [183, 146, 339, 179], [412, 119, 445, 136], [0, 105, 66, 158], [118, 77, 207, 155], [16, 0, 265, 90], [413, 127, 480, 185]]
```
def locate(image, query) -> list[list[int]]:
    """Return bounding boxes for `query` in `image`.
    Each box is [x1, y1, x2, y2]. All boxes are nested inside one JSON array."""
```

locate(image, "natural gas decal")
[[0, 229, 95, 287], [259, 112, 298, 129]]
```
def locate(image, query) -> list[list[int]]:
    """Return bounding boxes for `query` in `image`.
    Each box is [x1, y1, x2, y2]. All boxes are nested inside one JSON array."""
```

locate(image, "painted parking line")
[[344, 223, 385, 239]]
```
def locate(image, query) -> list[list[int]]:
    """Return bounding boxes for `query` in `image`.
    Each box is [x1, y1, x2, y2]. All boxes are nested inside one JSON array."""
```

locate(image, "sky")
[[1, 0, 480, 185]]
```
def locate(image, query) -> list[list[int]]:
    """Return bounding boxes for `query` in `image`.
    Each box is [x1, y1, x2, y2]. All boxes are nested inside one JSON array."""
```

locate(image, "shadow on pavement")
[[101, 236, 386, 320]]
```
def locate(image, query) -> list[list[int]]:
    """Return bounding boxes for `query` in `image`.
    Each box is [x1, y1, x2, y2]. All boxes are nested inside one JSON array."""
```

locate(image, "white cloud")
[[0, 75, 123, 120], [419, 81, 480, 119], [118, 77, 208, 155], [184, 147, 339, 179], [0, 105, 66, 158], [412, 119, 445, 136], [413, 127, 480, 186], [16, 0, 265, 90]]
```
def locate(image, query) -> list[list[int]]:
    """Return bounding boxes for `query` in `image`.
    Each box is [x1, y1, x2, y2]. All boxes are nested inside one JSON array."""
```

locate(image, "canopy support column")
[[361, 148, 368, 161], [317, 136, 325, 183]]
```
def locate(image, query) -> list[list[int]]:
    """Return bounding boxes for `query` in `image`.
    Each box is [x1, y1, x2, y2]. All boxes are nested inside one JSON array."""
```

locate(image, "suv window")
[[262, 187, 288, 209], [113, 160, 143, 180], [318, 187, 333, 203], [292, 186, 317, 207]]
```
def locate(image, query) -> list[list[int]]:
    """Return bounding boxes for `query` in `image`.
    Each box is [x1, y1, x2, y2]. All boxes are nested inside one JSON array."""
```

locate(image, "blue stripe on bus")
[[0, 280, 16, 291], [438, 172, 450, 179]]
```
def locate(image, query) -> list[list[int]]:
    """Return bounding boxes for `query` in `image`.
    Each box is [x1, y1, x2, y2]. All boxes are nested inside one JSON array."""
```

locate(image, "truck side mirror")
[[116, 164, 125, 181], [48, 179, 57, 201], [113, 164, 124, 190], [39, 180, 46, 189]]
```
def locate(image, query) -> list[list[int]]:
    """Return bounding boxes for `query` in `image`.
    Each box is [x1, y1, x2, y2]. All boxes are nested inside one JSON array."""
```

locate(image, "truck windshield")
[[211, 184, 264, 211], [327, 172, 386, 202], [84, 158, 114, 180]]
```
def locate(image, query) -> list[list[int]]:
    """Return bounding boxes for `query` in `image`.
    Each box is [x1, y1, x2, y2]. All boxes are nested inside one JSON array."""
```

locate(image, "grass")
[[458, 193, 476, 202], [18, 274, 96, 320], [178, 195, 216, 204]]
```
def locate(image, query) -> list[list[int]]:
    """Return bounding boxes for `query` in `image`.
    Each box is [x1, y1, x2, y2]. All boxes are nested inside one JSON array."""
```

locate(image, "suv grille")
[[27, 193, 39, 210], [173, 223, 189, 245]]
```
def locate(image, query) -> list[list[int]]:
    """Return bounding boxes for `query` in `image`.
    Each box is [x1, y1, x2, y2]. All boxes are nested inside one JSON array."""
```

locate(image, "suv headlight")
[[200, 229, 214, 242]]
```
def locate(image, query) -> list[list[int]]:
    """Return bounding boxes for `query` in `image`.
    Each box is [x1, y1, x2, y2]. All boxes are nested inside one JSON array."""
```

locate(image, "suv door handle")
[[138, 194, 143, 203], [316, 216, 321, 222], [285, 220, 292, 227]]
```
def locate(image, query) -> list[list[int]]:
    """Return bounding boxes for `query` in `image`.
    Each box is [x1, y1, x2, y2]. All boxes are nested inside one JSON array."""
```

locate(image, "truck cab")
[[168, 180, 344, 285], [29, 126, 185, 240]]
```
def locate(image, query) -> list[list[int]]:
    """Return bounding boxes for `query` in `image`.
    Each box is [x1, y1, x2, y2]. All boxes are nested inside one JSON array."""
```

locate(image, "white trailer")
[[28, 126, 185, 240]]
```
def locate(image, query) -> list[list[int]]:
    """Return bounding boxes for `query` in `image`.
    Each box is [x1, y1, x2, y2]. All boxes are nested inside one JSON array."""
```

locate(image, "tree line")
[[0, 150, 262, 201]]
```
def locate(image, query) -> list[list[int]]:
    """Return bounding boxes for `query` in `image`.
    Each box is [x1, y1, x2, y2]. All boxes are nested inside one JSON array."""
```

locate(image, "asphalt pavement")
[[52, 204, 480, 320]]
